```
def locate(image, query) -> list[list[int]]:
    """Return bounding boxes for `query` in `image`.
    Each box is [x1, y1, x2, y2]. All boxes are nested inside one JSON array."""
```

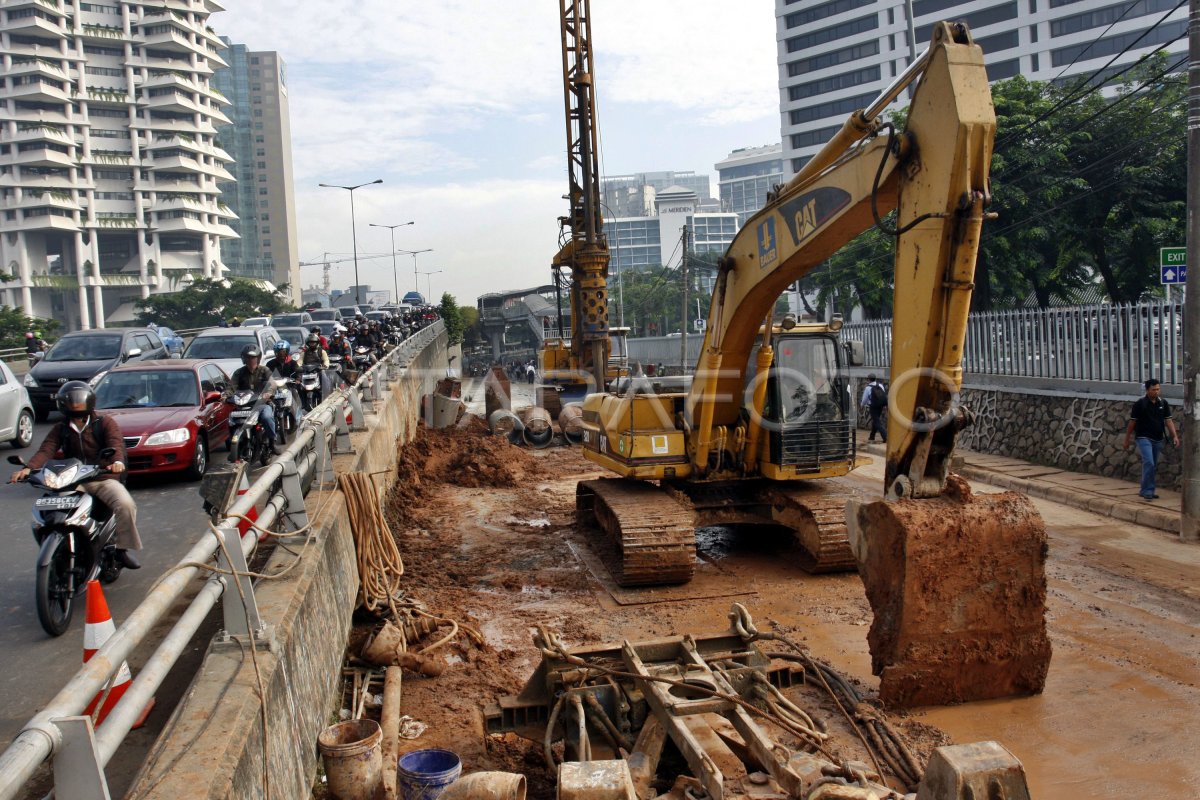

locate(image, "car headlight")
[[23, 373, 37, 388], [143, 427, 191, 446], [88, 370, 108, 388]]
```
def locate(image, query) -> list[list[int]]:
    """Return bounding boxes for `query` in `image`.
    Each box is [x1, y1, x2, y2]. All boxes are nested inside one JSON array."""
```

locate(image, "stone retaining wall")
[[854, 378, 1179, 490], [129, 332, 448, 799]]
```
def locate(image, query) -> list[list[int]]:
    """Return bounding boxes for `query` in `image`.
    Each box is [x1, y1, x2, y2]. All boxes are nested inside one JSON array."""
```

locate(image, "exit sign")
[[1161, 248, 1186, 284]]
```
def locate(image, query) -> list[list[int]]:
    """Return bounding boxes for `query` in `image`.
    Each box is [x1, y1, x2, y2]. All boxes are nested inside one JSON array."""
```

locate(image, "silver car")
[[0, 360, 36, 448]]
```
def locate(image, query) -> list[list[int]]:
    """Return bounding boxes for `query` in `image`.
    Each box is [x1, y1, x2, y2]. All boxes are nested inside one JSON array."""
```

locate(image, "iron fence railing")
[[0, 321, 445, 800], [840, 300, 1183, 385]]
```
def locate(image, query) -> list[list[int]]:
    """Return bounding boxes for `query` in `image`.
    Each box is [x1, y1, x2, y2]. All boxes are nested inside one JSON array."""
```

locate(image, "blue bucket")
[[397, 749, 462, 800]]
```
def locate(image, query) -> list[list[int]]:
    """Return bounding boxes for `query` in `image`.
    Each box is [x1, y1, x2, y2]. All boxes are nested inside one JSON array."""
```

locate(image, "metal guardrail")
[[0, 320, 445, 800], [840, 300, 1182, 385]]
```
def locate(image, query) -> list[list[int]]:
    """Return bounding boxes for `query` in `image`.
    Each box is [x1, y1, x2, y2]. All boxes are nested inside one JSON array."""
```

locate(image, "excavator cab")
[[757, 331, 854, 479]]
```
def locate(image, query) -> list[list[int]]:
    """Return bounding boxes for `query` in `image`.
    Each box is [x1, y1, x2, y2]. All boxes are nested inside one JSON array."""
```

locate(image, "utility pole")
[[1183, 0, 1200, 542], [679, 225, 689, 373]]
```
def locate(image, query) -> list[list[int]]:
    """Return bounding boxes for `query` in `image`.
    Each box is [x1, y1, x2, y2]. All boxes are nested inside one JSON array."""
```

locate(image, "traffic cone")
[[83, 580, 154, 728], [234, 468, 262, 541]]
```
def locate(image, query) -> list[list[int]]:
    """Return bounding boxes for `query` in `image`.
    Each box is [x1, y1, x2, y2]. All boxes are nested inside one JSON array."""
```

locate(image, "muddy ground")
[[333, 421, 1200, 800]]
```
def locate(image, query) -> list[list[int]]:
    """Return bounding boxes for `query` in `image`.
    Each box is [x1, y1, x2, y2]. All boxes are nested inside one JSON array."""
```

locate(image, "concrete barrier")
[[127, 331, 448, 799]]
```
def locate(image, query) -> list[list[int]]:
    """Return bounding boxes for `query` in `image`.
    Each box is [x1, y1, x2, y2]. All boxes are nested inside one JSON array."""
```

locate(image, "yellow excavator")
[[576, 23, 1050, 705]]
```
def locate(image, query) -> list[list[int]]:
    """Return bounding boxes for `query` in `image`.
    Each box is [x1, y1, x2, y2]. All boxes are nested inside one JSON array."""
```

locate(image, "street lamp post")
[[419, 269, 442, 303], [318, 179, 382, 305], [409, 248, 432, 298], [369, 221, 414, 303]]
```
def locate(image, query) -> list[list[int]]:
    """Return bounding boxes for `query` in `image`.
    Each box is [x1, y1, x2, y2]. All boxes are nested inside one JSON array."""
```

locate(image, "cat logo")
[[794, 198, 819, 242], [757, 217, 778, 269]]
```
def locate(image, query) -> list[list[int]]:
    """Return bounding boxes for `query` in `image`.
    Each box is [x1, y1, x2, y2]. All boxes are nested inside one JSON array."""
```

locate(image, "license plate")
[[35, 495, 80, 510], [231, 410, 252, 420]]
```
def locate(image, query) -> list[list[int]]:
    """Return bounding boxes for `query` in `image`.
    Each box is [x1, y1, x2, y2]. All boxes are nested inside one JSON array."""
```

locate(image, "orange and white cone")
[[83, 580, 154, 728], [234, 468, 261, 541]]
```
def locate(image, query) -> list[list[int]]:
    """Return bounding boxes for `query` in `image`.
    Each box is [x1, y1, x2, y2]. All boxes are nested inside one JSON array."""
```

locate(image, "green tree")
[[0, 306, 59, 349], [135, 278, 294, 328], [439, 292, 465, 345]]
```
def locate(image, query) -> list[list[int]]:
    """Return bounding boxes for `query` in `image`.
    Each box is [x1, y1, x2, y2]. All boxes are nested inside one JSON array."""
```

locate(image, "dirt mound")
[[387, 422, 545, 526]]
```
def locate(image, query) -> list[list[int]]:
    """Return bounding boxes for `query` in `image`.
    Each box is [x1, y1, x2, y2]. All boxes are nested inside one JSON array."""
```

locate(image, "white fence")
[[840, 300, 1182, 385]]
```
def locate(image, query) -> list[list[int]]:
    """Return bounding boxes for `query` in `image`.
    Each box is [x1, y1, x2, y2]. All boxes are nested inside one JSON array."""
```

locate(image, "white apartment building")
[[0, 0, 237, 329], [777, 0, 1189, 176]]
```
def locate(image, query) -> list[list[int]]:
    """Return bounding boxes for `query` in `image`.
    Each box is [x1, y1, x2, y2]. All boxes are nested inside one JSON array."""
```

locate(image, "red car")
[[93, 359, 232, 480]]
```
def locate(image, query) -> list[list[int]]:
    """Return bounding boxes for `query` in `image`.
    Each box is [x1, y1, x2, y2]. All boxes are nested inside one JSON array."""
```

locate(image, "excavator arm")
[[688, 22, 993, 499]]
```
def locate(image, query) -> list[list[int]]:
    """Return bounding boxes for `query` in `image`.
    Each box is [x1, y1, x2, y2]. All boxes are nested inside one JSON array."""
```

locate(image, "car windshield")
[[95, 370, 199, 409], [45, 335, 123, 362], [313, 321, 339, 335], [273, 314, 307, 326], [309, 309, 338, 321], [275, 327, 306, 348], [184, 334, 257, 359]]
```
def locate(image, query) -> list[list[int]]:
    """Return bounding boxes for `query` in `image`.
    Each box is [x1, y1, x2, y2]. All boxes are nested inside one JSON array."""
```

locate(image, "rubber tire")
[[35, 537, 74, 637], [34, 404, 51, 424], [184, 434, 208, 481], [12, 409, 34, 448]]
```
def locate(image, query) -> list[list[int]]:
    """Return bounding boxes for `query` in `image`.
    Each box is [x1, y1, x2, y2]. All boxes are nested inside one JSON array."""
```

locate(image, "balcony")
[[0, 189, 78, 212], [140, 26, 204, 57], [85, 87, 133, 105], [147, 152, 203, 172], [2, 78, 71, 104], [141, 89, 201, 114], [2, 123, 72, 146], [142, 69, 199, 93], [200, 103, 230, 125], [4, 11, 67, 38], [5, 144, 75, 168], [7, 56, 69, 81], [11, 210, 80, 233], [78, 22, 127, 41], [153, 214, 207, 234]]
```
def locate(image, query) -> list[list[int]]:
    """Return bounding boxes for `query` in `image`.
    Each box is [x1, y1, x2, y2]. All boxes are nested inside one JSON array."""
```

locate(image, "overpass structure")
[[477, 285, 563, 360]]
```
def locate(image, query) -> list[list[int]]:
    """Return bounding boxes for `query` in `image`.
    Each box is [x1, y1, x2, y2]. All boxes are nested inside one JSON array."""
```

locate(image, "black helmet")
[[241, 344, 262, 364], [56, 380, 95, 418], [306, 333, 320, 347]]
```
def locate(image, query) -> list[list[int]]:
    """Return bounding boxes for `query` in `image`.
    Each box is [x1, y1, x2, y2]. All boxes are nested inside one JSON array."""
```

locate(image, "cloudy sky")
[[214, 1, 781, 306]]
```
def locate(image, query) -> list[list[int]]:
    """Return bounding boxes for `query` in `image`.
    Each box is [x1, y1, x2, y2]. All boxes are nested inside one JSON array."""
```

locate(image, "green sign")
[[1160, 247, 1186, 267]]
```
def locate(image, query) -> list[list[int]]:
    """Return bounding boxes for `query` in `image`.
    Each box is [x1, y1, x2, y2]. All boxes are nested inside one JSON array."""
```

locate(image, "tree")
[[439, 293, 465, 345], [0, 306, 59, 349], [135, 278, 294, 328]]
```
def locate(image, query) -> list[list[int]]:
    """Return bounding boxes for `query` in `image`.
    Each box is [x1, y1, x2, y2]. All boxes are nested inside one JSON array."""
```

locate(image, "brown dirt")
[[333, 421, 948, 798]]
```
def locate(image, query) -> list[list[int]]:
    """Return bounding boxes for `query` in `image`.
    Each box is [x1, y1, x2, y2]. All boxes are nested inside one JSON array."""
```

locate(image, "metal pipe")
[[96, 574, 224, 764]]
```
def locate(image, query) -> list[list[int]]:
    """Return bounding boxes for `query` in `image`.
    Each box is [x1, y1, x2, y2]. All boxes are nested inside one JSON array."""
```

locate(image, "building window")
[[787, 65, 880, 102], [255, 136, 264, 143], [258, 188, 268, 195], [261, 213, 270, 220], [787, 40, 881, 77], [784, 0, 874, 29], [251, 57, 259, 64], [1051, 0, 1177, 37], [259, 200, 268, 207], [253, 109, 263, 117], [256, 148, 265, 156], [1051, 17, 1186, 65], [788, 91, 877, 125], [916, 3, 1018, 42], [786, 15, 878, 53]]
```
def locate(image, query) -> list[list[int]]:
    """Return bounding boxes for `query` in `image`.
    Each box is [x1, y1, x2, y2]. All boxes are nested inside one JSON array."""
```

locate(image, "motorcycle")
[[353, 345, 375, 373], [269, 376, 298, 442], [8, 450, 122, 636], [299, 364, 322, 412], [226, 389, 272, 466]]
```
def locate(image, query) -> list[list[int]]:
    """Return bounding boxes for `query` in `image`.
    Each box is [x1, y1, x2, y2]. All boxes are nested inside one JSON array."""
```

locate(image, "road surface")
[[0, 417, 222, 798]]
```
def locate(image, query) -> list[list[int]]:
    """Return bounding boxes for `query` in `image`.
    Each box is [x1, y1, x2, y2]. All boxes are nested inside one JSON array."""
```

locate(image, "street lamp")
[[369, 221, 414, 303], [408, 248, 432, 298], [419, 269, 442, 303], [318, 179, 382, 305]]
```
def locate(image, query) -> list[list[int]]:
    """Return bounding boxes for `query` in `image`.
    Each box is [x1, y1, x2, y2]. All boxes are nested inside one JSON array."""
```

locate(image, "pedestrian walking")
[[860, 374, 888, 443], [1123, 378, 1179, 500]]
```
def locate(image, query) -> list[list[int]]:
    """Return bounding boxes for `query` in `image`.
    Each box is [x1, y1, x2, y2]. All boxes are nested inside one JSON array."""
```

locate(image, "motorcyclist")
[[10, 382, 142, 569], [327, 329, 352, 363], [265, 340, 302, 428], [309, 325, 328, 349], [300, 333, 330, 369], [229, 344, 281, 453]]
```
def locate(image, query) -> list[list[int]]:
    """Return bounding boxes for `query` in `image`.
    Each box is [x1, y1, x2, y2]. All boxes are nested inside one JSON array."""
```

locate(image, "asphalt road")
[[0, 415, 219, 792]]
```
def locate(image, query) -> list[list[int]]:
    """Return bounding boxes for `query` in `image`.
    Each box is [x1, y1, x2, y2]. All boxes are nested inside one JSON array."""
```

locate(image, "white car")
[[0, 360, 36, 449], [182, 327, 281, 378], [241, 317, 270, 328]]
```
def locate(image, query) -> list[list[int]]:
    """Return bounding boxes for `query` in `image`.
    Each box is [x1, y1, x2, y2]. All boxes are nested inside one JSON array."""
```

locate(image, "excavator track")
[[576, 479, 696, 586], [761, 484, 858, 574]]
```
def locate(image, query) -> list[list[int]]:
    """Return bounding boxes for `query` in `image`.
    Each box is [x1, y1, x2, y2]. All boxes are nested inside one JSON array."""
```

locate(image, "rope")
[[337, 471, 405, 613]]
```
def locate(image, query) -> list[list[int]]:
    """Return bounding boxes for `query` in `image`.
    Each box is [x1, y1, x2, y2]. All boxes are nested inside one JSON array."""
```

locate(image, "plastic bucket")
[[397, 748, 463, 800], [318, 718, 383, 800]]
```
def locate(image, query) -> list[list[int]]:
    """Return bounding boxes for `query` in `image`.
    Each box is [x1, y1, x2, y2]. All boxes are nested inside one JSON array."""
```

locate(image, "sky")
[[214, 1, 781, 307]]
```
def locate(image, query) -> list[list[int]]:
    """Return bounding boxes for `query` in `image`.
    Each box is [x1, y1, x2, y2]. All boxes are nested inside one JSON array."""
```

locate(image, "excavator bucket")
[[848, 476, 1051, 707]]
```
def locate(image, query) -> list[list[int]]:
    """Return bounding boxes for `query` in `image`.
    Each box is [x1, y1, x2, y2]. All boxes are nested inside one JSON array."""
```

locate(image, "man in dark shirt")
[[10, 382, 142, 568], [230, 345, 281, 451], [1123, 378, 1179, 500]]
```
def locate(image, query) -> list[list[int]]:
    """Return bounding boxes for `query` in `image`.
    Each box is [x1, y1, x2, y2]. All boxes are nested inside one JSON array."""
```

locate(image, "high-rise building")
[[715, 143, 784, 226], [0, 0, 238, 328], [777, 0, 1188, 176], [212, 40, 299, 300], [601, 170, 715, 218]]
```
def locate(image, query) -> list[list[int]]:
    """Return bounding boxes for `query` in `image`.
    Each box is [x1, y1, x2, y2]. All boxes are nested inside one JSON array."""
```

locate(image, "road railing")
[[0, 320, 445, 800]]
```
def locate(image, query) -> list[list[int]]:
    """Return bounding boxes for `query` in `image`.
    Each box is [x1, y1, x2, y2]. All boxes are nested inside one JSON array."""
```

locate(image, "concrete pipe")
[[488, 409, 525, 445], [438, 771, 527, 800], [558, 404, 584, 444], [520, 407, 554, 449]]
